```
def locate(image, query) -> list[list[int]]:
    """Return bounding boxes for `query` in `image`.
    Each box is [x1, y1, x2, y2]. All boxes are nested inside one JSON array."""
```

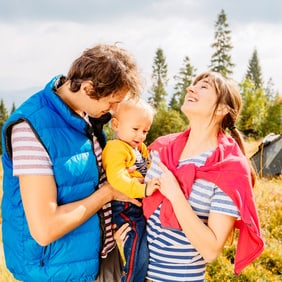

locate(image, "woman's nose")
[[187, 85, 194, 93]]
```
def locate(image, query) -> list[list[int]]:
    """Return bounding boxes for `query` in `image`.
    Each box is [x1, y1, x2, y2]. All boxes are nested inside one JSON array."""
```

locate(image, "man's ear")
[[111, 117, 119, 130], [81, 81, 93, 95]]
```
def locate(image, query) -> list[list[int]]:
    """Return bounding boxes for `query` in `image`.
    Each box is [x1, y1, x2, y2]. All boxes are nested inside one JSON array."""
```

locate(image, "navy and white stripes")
[[145, 150, 239, 282]]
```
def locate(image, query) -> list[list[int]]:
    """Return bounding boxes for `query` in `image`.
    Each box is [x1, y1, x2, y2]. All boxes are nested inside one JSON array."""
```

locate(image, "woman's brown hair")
[[193, 71, 256, 186]]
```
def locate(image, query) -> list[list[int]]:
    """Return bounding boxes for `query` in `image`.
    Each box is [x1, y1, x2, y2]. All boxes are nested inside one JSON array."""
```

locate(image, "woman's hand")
[[158, 162, 236, 262], [158, 162, 183, 202]]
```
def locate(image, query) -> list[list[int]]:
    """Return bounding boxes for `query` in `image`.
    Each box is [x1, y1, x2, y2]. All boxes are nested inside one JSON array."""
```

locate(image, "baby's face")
[[114, 108, 153, 148]]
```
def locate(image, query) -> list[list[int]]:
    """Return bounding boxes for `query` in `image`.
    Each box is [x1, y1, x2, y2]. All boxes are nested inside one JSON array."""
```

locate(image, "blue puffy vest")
[[1, 76, 102, 281]]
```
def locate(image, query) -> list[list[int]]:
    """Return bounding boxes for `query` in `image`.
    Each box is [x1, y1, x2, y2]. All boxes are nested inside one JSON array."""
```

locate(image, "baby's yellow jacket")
[[102, 139, 150, 198]]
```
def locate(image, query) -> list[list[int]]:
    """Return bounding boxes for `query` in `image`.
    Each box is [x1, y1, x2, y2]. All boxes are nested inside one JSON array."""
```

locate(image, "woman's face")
[[181, 78, 218, 119]]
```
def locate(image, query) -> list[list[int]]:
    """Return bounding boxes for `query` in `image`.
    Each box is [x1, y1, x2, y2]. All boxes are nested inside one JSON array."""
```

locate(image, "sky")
[[1, 0, 282, 110]]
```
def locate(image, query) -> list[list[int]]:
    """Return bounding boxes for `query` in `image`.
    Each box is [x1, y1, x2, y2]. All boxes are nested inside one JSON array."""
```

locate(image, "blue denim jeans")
[[112, 200, 148, 282]]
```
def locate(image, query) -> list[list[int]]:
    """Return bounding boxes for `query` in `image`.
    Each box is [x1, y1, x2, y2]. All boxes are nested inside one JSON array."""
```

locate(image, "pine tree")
[[245, 48, 263, 89], [261, 78, 282, 134], [238, 79, 268, 137], [209, 9, 234, 77], [0, 99, 9, 154], [265, 78, 275, 100], [261, 95, 282, 135], [10, 102, 17, 115], [170, 56, 197, 115], [149, 48, 168, 108]]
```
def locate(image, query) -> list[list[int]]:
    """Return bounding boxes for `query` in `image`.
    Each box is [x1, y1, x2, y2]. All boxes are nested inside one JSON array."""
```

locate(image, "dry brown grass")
[[244, 138, 261, 158]]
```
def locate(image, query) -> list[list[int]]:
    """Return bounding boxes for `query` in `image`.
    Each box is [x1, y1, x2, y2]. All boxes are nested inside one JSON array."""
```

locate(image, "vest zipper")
[[40, 246, 48, 266]]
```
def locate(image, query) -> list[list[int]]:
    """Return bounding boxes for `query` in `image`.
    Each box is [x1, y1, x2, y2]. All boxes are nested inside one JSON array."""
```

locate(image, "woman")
[[116, 71, 264, 282], [1, 44, 142, 282]]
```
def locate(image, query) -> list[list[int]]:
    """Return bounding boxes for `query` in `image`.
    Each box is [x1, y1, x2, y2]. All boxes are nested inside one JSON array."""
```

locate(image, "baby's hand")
[[145, 177, 160, 196], [127, 165, 137, 174], [127, 165, 144, 183]]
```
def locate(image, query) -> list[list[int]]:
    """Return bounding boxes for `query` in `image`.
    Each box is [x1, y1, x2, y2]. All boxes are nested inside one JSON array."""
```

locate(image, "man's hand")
[[101, 182, 142, 207]]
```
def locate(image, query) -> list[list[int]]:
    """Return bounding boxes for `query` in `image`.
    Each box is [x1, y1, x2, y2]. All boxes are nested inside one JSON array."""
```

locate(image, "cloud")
[[2, 0, 281, 24], [232, 22, 282, 84], [0, 14, 212, 90], [0, 0, 159, 23], [0, 0, 281, 111]]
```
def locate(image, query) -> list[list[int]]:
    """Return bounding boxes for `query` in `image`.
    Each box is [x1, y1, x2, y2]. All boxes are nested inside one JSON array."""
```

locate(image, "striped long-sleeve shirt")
[[145, 150, 239, 282]]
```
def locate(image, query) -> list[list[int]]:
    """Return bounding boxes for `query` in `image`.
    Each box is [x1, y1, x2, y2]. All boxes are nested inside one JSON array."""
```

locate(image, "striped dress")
[[145, 150, 240, 282]]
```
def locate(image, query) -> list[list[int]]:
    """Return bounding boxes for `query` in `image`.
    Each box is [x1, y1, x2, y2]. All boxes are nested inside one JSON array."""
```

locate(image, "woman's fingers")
[[158, 162, 172, 178], [158, 161, 168, 172]]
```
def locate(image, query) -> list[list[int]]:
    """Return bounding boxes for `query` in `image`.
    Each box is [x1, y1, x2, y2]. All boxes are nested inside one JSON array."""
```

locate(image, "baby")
[[102, 98, 159, 282]]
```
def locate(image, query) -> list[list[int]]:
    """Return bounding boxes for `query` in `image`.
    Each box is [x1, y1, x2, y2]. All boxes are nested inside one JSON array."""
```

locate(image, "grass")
[[206, 177, 282, 281], [0, 139, 281, 281]]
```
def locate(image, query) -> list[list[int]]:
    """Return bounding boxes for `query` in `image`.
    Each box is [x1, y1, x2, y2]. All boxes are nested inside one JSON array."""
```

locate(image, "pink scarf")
[[143, 129, 264, 274]]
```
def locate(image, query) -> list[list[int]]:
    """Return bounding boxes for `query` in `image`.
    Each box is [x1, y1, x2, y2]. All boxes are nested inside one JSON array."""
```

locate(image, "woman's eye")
[[201, 83, 209, 89]]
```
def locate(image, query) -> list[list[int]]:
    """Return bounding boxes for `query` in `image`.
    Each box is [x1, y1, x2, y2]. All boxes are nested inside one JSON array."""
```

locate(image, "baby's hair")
[[114, 98, 156, 118]]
